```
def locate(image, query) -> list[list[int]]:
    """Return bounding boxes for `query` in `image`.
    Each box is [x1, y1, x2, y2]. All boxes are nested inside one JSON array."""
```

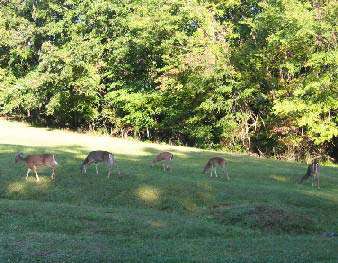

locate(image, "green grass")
[[0, 119, 337, 262]]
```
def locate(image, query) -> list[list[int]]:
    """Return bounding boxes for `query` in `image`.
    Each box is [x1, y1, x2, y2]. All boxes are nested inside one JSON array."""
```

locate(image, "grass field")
[[0, 119, 337, 262]]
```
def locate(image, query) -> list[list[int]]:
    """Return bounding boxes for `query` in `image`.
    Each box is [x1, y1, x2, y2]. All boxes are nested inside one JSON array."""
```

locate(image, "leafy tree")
[[0, 0, 337, 160]]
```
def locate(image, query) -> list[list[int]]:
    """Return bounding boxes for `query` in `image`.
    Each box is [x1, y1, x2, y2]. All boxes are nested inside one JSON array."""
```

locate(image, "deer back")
[[156, 152, 173, 161], [204, 157, 225, 172], [26, 154, 57, 168], [84, 151, 113, 165]]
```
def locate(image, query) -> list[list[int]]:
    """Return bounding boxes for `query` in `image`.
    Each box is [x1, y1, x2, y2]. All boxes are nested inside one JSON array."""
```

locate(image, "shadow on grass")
[[0, 143, 337, 236], [0, 143, 217, 212]]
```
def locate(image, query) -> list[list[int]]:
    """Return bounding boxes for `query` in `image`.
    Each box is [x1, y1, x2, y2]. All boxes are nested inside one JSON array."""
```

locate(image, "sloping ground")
[[0, 119, 337, 262]]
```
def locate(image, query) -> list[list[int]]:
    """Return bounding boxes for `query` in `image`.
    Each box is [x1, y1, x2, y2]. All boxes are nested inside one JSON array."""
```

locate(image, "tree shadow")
[[0, 142, 337, 236], [0, 143, 216, 212]]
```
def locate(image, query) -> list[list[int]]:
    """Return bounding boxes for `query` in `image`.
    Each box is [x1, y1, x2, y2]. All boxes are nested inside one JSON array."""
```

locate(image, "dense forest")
[[0, 0, 337, 160]]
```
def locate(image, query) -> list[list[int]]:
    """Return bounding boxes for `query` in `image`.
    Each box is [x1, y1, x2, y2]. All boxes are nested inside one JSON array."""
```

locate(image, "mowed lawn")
[[0, 119, 337, 262]]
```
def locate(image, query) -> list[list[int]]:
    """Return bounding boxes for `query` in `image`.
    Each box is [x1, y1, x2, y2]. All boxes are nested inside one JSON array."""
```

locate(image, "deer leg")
[[104, 159, 111, 178], [107, 158, 118, 178], [51, 166, 55, 180], [82, 164, 87, 174], [215, 167, 218, 177], [33, 166, 40, 182], [168, 161, 172, 172], [317, 173, 320, 189], [107, 166, 111, 178], [95, 164, 99, 175], [114, 161, 121, 177], [26, 168, 31, 180], [224, 165, 230, 180], [165, 160, 170, 172]]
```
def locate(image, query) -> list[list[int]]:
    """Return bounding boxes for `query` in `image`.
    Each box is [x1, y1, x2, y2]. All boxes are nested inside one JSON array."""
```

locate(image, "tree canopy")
[[0, 0, 337, 160]]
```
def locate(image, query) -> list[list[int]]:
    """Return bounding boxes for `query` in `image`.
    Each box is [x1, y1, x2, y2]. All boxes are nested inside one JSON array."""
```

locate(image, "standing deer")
[[299, 159, 320, 189], [15, 152, 57, 182], [203, 157, 229, 180], [81, 151, 120, 178], [150, 151, 173, 172]]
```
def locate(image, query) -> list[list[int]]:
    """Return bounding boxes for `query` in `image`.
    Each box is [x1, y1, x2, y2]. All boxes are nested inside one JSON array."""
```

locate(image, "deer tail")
[[53, 155, 58, 165]]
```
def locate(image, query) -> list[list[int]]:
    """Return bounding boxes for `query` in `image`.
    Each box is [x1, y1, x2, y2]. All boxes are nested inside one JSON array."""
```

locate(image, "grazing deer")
[[299, 159, 320, 189], [150, 151, 173, 172], [15, 152, 57, 182], [81, 151, 120, 178], [203, 157, 229, 180]]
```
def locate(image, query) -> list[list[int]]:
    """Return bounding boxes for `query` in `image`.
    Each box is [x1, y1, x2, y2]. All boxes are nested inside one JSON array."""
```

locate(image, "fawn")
[[81, 150, 120, 178], [299, 159, 320, 189], [150, 151, 173, 172], [15, 152, 57, 182], [203, 157, 229, 180]]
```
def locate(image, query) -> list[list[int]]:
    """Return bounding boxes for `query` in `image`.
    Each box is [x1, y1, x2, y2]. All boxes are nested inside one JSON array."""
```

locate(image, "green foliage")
[[0, 0, 337, 159]]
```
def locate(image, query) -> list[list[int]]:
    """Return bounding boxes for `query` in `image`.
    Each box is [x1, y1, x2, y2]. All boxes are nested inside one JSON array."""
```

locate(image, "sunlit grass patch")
[[271, 175, 288, 182], [7, 182, 25, 193], [136, 185, 160, 203], [0, 119, 337, 262]]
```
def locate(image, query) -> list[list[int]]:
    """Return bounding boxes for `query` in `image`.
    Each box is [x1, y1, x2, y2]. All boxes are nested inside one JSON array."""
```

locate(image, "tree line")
[[0, 0, 337, 161]]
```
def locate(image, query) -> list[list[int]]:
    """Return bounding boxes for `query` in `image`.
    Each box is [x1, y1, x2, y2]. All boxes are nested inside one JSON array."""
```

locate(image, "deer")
[[15, 152, 57, 182], [203, 157, 229, 180], [80, 150, 120, 178], [299, 159, 320, 189], [150, 151, 173, 172]]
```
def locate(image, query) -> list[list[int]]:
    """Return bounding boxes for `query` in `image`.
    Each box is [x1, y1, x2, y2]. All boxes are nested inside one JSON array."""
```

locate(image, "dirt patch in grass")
[[211, 203, 232, 209], [248, 205, 316, 233], [212, 204, 318, 234]]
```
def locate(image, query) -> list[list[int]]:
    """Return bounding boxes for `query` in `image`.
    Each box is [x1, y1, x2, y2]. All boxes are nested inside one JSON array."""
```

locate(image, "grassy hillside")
[[0, 119, 337, 262]]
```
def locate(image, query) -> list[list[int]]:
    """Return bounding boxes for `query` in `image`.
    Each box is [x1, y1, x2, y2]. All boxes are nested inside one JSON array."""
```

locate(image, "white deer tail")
[[53, 155, 58, 165]]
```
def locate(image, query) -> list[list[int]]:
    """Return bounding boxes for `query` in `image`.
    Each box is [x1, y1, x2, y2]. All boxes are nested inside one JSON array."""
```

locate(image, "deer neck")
[[17, 155, 28, 162]]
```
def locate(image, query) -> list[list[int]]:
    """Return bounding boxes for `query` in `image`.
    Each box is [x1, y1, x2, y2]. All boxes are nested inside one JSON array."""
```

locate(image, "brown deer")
[[203, 157, 229, 180], [150, 151, 173, 172], [15, 152, 57, 182], [299, 159, 320, 189], [81, 151, 120, 178]]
